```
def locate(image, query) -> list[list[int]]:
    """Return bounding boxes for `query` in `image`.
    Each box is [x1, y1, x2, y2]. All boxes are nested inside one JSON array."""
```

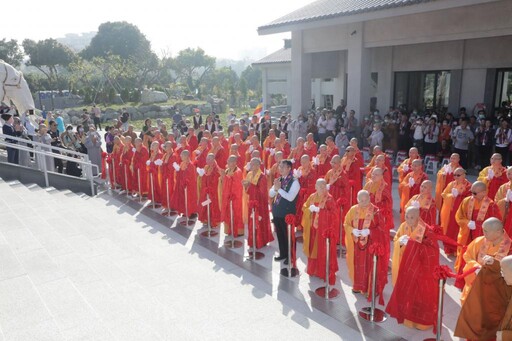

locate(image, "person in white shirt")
[[423, 117, 440, 156], [411, 117, 424, 156], [494, 119, 511, 164], [367, 123, 384, 151]]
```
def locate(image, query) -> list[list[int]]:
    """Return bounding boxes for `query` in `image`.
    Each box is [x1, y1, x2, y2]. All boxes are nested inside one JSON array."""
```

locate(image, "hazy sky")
[[4, 0, 312, 60]]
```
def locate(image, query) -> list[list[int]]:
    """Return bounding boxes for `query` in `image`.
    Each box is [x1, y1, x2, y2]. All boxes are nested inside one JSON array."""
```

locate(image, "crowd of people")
[[2, 103, 512, 339]]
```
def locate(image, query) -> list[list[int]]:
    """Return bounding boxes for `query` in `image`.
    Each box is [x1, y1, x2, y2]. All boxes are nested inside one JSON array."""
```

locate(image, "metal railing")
[[0, 134, 99, 195]]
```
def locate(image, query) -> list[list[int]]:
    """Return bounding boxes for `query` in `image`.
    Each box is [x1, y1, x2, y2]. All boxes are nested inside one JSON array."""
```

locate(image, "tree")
[[22, 38, 75, 90], [171, 48, 215, 96], [0, 39, 23, 67], [240, 65, 262, 97]]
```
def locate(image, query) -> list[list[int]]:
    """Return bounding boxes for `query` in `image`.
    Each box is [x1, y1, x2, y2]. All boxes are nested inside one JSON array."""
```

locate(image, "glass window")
[[394, 71, 450, 112], [495, 70, 512, 109]]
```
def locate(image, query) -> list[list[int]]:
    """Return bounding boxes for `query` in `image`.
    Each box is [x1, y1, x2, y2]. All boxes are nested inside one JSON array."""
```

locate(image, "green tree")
[[0, 39, 23, 67], [239, 77, 248, 104], [240, 65, 262, 98], [171, 48, 215, 97]]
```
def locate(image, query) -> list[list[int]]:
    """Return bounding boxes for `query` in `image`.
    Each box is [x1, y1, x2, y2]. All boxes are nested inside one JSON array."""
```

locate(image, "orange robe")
[[295, 165, 318, 228], [186, 134, 198, 151], [434, 164, 459, 210], [170, 161, 198, 216], [365, 166, 392, 188], [399, 172, 429, 219], [304, 141, 318, 159], [147, 152, 163, 203], [221, 167, 244, 236], [288, 146, 305, 169], [364, 180, 394, 230], [121, 147, 134, 191], [245, 170, 273, 249], [160, 152, 177, 209], [341, 156, 362, 207], [495, 182, 512, 236], [198, 163, 222, 227]]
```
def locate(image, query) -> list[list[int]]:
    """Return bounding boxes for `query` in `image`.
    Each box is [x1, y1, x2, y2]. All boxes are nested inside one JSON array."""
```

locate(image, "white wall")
[[392, 41, 465, 71], [460, 69, 487, 110], [303, 25, 349, 53]]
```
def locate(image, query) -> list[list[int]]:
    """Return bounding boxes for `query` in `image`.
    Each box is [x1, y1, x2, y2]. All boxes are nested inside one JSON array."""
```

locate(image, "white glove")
[[497, 331, 503, 341], [482, 255, 495, 265], [270, 148, 275, 156], [249, 145, 254, 153], [403, 164, 409, 172], [146, 160, 151, 166], [468, 220, 476, 230], [451, 188, 459, 197], [177, 143, 182, 149], [360, 229, 370, 237], [290, 159, 295, 164], [326, 184, 330, 191], [488, 168, 494, 180], [408, 177, 415, 188], [201, 198, 212, 206], [196, 168, 205, 177], [411, 200, 420, 208], [443, 164, 452, 174], [475, 266, 481, 276], [309, 205, 319, 213], [132, 147, 136, 152], [506, 189, 512, 202], [245, 164, 250, 171], [352, 229, 362, 237], [155, 159, 163, 166], [194, 150, 201, 155], [265, 148, 270, 152], [399, 235, 410, 246], [245, 140, 251, 145], [173, 162, 180, 172], [265, 169, 270, 175], [313, 156, 319, 165]]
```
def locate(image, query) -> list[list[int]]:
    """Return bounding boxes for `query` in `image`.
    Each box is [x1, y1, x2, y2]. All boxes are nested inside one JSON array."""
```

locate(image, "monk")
[[209, 137, 227, 169], [294, 154, 318, 229], [277, 132, 291, 158], [455, 181, 502, 288], [365, 145, 392, 176], [314, 144, 330, 178], [349, 138, 364, 169], [459, 217, 512, 304], [301, 178, 340, 285], [365, 154, 392, 188], [266, 138, 285, 170], [440, 167, 472, 256], [242, 158, 273, 249], [434, 153, 460, 210], [325, 155, 350, 222], [304, 133, 318, 159], [131, 138, 149, 197], [404, 180, 436, 225], [186, 127, 198, 151], [198, 153, 222, 228], [262, 129, 277, 167], [120, 136, 134, 193], [221, 155, 244, 236], [344, 190, 388, 303], [496, 167, 512, 236], [170, 150, 198, 218], [267, 151, 283, 192], [387, 206, 439, 330], [341, 146, 362, 207], [147, 141, 163, 204], [363, 167, 393, 230], [498, 256, 512, 341], [325, 136, 339, 160], [160, 141, 177, 213], [192, 137, 209, 169], [397, 147, 420, 196], [399, 159, 428, 217], [229, 144, 245, 171], [245, 135, 262, 164], [478, 153, 508, 201], [289, 137, 305, 168]]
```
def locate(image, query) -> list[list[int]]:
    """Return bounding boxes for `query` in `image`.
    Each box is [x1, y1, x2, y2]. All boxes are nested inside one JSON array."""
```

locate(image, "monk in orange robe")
[[266, 138, 285, 170], [245, 136, 262, 164], [325, 136, 339, 160], [434, 153, 460, 210], [325, 155, 350, 223], [294, 154, 318, 229], [498, 256, 512, 341], [278, 132, 291, 158], [170, 150, 198, 218], [365, 145, 392, 176], [341, 146, 362, 207], [160, 141, 177, 213], [147, 141, 163, 204], [301, 179, 340, 285], [440, 167, 472, 256], [365, 155, 392, 188], [262, 129, 277, 167], [397, 147, 420, 197], [120, 136, 134, 193], [267, 151, 283, 193], [349, 138, 364, 170], [289, 137, 305, 169], [363, 167, 394, 230], [495, 167, 512, 236], [478, 153, 508, 202], [221, 155, 244, 236], [228, 143, 244, 171], [455, 181, 502, 288], [131, 138, 149, 197], [344, 190, 389, 303], [232, 133, 248, 161], [304, 133, 318, 159], [314, 144, 330, 178], [243, 157, 274, 249], [404, 180, 436, 225], [198, 153, 222, 228], [458, 217, 512, 304], [111, 136, 124, 188], [399, 159, 428, 217]]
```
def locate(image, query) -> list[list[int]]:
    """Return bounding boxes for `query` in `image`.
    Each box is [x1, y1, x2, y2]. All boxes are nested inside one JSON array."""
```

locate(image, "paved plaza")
[[0, 174, 474, 340]]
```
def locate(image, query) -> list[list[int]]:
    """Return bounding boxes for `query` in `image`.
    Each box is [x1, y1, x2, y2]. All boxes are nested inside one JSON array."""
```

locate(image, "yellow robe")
[[435, 163, 459, 210], [461, 236, 510, 304], [440, 179, 472, 234], [399, 171, 427, 219], [495, 182, 512, 223], [343, 205, 373, 283], [391, 221, 426, 286], [500, 297, 512, 341]]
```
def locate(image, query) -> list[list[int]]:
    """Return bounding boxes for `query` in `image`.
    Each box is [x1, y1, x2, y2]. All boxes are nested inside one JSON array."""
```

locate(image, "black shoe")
[[284, 259, 289, 265], [274, 256, 286, 261]]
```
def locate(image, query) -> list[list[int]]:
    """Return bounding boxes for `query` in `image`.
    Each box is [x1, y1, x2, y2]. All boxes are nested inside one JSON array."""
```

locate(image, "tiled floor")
[[0, 173, 471, 340]]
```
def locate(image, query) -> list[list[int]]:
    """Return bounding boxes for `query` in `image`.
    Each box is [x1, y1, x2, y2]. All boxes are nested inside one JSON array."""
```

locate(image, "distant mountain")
[[216, 58, 254, 76], [56, 32, 96, 52]]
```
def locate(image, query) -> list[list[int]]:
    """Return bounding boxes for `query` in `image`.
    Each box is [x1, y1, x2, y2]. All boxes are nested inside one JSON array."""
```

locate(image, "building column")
[[261, 67, 268, 110], [346, 22, 372, 120], [375, 47, 393, 114], [291, 30, 312, 118], [333, 51, 346, 109]]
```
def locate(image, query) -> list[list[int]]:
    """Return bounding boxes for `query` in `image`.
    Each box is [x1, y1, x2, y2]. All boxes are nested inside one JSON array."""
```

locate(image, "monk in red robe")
[[262, 129, 277, 167], [404, 180, 436, 226], [365, 145, 392, 176], [192, 137, 209, 169], [186, 127, 198, 151], [266, 138, 286, 170], [397, 147, 420, 197], [209, 136, 227, 169], [288, 137, 305, 169], [198, 153, 222, 228], [325, 155, 350, 231], [434, 153, 460, 210], [147, 141, 163, 204], [120, 136, 134, 193], [349, 138, 365, 171], [304, 133, 318, 159], [131, 138, 149, 197], [242, 157, 274, 249], [111, 136, 124, 188], [267, 151, 283, 191], [160, 141, 177, 213], [399, 159, 428, 219], [245, 136, 262, 164], [301, 179, 340, 285], [294, 154, 318, 229], [386, 206, 440, 331], [365, 155, 392, 188], [325, 136, 339, 160], [344, 190, 389, 303], [478, 153, 508, 201], [221, 155, 244, 236], [314, 144, 330, 178], [363, 168, 393, 230], [278, 132, 290, 158], [170, 150, 198, 218], [495, 167, 512, 236], [341, 146, 362, 207]]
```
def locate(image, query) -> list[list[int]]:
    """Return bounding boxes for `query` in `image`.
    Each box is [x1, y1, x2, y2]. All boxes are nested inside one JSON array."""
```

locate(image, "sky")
[[3, 0, 313, 61]]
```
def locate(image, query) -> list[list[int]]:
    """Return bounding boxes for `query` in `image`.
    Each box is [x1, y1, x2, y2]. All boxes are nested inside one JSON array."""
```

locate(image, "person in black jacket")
[[2, 113, 22, 164]]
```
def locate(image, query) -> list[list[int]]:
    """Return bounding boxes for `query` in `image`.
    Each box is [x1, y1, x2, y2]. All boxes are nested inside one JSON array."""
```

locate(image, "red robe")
[[210, 145, 228, 169], [246, 171, 274, 249], [488, 171, 508, 201], [326, 144, 339, 160], [295, 166, 318, 228], [147, 152, 163, 203], [132, 146, 149, 195], [304, 141, 318, 159], [187, 134, 198, 152], [289, 146, 305, 169], [198, 164, 221, 227], [193, 147, 208, 169], [160, 152, 177, 209], [443, 182, 472, 255], [315, 154, 330, 178], [325, 168, 350, 229], [343, 158, 362, 207], [386, 225, 440, 329], [365, 181, 394, 230], [245, 144, 262, 164], [170, 161, 198, 216], [221, 167, 244, 236], [280, 140, 291, 158]]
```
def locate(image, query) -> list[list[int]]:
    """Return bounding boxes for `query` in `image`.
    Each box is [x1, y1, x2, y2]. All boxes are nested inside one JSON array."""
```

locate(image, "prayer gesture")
[[482, 255, 495, 265], [468, 220, 476, 230]]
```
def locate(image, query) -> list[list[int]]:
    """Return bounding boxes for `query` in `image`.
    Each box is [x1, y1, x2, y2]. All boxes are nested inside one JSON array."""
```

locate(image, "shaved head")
[[501, 255, 512, 285]]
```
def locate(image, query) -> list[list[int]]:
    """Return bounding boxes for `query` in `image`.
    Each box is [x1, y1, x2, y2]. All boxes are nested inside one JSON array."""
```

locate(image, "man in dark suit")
[[269, 159, 300, 264], [2, 113, 22, 164]]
